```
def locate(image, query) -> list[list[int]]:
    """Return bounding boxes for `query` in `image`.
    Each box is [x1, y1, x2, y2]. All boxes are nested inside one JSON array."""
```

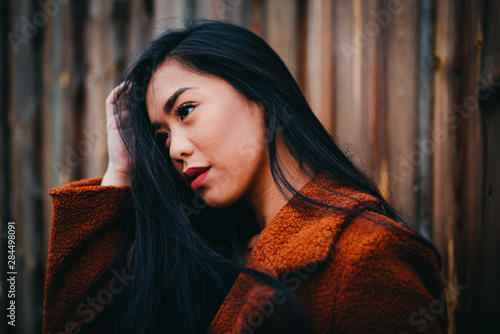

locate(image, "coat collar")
[[247, 173, 380, 275], [209, 174, 381, 333]]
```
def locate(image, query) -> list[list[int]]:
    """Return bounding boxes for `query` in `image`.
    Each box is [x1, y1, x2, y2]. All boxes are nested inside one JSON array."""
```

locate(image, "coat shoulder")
[[287, 211, 447, 333]]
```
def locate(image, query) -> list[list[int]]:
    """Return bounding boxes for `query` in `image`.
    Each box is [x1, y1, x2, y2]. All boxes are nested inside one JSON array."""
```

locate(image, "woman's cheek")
[[225, 159, 240, 176], [237, 137, 266, 162], [205, 169, 237, 205]]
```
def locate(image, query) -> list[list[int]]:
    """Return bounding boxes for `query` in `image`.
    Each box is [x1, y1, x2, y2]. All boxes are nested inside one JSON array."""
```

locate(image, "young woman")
[[43, 21, 448, 334]]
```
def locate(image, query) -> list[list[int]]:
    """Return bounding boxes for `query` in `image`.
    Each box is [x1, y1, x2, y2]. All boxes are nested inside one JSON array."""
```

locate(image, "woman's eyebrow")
[[150, 87, 195, 131], [163, 87, 194, 114]]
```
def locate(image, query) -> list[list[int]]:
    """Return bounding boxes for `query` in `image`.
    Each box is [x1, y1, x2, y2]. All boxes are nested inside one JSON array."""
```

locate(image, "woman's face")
[[146, 59, 270, 208]]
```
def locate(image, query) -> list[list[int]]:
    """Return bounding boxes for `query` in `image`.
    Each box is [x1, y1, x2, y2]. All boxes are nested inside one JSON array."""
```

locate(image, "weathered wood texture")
[[416, 0, 435, 243], [462, 0, 500, 332], [1, 0, 498, 333], [433, 0, 460, 330], [0, 0, 12, 333]]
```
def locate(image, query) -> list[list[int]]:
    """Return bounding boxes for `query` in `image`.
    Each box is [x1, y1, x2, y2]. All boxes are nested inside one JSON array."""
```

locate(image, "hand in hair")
[[102, 82, 132, 186]]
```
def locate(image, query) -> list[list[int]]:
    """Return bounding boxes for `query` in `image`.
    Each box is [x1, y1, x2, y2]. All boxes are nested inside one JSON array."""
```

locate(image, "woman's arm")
[[43, 178, 130, 334]]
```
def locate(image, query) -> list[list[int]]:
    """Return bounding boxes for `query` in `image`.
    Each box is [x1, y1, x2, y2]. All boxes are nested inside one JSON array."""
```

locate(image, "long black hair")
[[104, 21, 441, 334]]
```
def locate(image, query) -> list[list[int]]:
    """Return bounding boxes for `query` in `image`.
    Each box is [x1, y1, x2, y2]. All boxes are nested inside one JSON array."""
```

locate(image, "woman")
[[43, 21, 448, 334]]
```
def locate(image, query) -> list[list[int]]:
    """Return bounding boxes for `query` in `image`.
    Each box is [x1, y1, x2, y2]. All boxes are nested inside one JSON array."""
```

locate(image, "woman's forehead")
[[147, 61, 225, 99], [146, 62, 245, 110]]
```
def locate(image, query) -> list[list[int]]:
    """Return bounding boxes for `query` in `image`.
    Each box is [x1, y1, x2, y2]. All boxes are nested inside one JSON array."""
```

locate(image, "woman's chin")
[[203, 198, 235, 209], [198, 191, 240, 210]]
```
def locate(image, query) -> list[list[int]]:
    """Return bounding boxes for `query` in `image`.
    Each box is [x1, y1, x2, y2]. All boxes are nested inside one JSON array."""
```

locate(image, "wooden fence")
[[1, 0, 499, 333]]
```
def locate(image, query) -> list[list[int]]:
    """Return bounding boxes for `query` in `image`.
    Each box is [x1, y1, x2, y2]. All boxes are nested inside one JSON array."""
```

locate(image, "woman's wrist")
[[101, 166, 130, 187]]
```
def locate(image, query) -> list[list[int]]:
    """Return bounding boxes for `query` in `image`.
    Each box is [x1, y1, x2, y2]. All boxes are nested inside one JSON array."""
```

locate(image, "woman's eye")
[[175, 103, 195, 120], [156, 132, 170, 146]]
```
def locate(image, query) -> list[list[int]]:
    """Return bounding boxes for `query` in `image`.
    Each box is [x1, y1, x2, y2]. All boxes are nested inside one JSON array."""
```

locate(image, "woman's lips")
[[183, 167, 211, 190]]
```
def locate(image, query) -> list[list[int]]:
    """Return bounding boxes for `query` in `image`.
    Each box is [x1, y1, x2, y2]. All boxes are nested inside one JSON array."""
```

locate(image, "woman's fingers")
[[102, 82, 133, 186], [106, 81, 130, 105]]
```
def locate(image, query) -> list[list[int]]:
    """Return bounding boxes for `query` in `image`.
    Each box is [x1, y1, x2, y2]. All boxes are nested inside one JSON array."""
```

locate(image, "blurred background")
[[1, 0, 499, 333]]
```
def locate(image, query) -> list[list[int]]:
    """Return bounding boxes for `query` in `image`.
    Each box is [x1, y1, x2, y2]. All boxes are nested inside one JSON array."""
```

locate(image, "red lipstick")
[[183, 166, 211, 190]]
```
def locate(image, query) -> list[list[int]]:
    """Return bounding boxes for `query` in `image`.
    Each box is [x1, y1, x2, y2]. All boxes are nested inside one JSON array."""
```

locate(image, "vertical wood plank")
[[265, 0, 298, 79], [384, 0, 419, 217], [194, 0, 215, 19], [193, 0, 247, 23], [472, 0, 500, 332], [477, 73, 500, 331], [416, 0, 436, 240], [453, 1, 486, 332], [40, 0, 55, 280], [8, 0, 44, 332], [333, 0, 374, 174], [194, 0, 224, 20], [110, 0, 131, 76], [245, 0, 265, 37], [0, 0, 12, 332], [375, 0, 392, 203], [43, 0, 83, 273], [40, 1, 82, 333], [432, 0, 458, 323], [81, 0, 114, 180], [47, 1, 76, 187], [224, 0, 247, 25], [362, 0, 382, 185], [305, 0, 333, 130], [126, 0, 153, 57], [479, 11, 500, 312], [333, 0, 353, 150], [296, 0, 308, 92], [151, 0, 186, 38], [351, 0, 365, 165]]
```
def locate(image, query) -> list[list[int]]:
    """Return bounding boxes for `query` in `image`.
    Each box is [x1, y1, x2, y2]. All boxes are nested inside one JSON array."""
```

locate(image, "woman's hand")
[[102, 82, 132, 187]]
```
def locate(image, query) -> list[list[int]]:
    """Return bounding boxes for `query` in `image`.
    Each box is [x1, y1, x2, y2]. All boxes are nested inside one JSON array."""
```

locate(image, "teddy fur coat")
[[43, 175, 447, 333]]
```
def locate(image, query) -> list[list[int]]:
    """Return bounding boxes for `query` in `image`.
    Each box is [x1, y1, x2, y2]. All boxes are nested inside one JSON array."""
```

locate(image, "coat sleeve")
[[331, 215, 449, 334], [43, 178, 131, 334]]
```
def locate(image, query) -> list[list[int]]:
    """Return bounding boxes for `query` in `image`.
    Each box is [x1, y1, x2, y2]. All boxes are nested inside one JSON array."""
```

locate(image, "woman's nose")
[[169, 129, 194, 162]]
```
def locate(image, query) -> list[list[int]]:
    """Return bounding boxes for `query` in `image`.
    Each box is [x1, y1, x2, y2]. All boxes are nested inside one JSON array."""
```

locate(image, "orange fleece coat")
[[43, 175, 447, 333]]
